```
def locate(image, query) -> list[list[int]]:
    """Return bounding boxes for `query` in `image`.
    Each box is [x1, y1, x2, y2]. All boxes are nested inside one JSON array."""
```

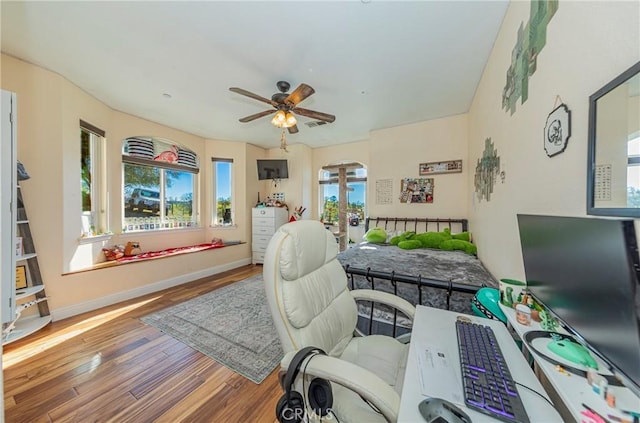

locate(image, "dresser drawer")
[[252, 225, 277, 236], [252, 235, 271, 251], [252, 207, 279, 218], [253, 217, 275, 227]]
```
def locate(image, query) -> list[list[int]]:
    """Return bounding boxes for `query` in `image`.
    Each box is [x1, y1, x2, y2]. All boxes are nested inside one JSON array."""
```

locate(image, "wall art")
[[502, 0, 558, 115], [419, 160, 462, 175], [399, 178, 434, 204], [474, 138, 501, 202], [544, 103, 571, 157], [375, 179, 393, 205]]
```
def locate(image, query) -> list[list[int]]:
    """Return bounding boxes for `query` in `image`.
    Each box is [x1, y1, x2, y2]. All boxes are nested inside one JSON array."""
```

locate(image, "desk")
[[398, 305, 562, 422], [500, 304, 640, 423]]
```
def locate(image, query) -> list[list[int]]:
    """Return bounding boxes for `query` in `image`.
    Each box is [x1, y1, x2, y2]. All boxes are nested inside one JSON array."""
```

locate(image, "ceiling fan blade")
[[287, 125, 299, 134], [285, 83, 315, 106], [239, 110, 276, 123], [229, 87, 277, 107], [292, 107, 336, 123]]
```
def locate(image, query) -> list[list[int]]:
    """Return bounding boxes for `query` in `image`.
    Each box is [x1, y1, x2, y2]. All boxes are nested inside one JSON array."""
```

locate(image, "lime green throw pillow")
[[440, 239, 477, 255], [364, 227, 387, 244]]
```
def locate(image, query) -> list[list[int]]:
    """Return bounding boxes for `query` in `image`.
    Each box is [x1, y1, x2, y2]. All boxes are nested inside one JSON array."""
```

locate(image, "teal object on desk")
[[547, 339, 598, 369], [471, 288, 507, 323]]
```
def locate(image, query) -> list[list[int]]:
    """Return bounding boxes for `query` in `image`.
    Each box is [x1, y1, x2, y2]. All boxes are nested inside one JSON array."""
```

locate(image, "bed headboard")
[[365, 216, 468, 234]]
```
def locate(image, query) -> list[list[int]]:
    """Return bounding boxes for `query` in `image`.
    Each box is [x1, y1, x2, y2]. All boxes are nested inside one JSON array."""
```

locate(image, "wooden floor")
[[3, 265, 282, 423]]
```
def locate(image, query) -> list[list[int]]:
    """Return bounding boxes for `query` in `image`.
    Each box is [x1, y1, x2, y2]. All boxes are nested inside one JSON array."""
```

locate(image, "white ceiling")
[[1, 1, 508, 149]]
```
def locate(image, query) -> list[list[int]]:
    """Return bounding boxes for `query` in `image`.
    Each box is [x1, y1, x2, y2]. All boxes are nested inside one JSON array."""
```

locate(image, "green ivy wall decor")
[[474, 138, 501, 202], [502, 0, 559, 115]]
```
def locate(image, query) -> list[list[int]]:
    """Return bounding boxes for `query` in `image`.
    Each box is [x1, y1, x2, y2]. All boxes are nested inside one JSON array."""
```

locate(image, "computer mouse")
[[418, 397, 472, 423], [547, 339, 598, 369]]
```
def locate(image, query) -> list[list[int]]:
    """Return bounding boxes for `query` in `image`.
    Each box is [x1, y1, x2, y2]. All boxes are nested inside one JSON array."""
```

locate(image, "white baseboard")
[[52, 258, 252, 321]]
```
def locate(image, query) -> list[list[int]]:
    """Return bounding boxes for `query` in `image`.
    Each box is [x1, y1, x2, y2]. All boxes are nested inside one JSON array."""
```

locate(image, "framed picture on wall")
[[16, 265, 28, 290], [544, 104, 571, 157], [419, 160, 462, 175]]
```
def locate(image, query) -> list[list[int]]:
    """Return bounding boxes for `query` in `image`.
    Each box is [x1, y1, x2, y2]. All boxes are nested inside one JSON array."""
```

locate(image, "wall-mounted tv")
[[257, 159, 289, 180]]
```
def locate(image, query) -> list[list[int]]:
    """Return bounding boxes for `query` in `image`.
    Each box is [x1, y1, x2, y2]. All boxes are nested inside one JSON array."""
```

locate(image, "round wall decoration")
[[544, 103, 571, 157]]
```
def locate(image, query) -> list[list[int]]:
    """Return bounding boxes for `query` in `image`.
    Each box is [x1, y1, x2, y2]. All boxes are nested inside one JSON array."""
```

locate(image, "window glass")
[[166, 170, 194, 222], [80, 124, 106, 236], [122, 137, 198, 232], [319, 166, 367, 238], [81, 129, 92, 212], [212, 159, 233, 226]]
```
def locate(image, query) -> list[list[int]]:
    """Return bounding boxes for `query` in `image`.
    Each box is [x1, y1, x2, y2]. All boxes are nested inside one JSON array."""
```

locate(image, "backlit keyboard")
[[456, 320, 530, 423]]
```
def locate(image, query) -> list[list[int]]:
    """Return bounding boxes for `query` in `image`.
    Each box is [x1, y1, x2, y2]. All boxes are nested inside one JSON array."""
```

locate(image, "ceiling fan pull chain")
[[280, 129, 289, 152]]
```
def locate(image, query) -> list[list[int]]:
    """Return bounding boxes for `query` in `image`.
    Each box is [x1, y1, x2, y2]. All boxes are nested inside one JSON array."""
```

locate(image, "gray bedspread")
[[337, 242, 498, 315]]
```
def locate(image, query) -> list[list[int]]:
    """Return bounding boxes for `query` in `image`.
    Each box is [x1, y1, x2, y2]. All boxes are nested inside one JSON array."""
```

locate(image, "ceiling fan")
[[229, 81, 336, 134]]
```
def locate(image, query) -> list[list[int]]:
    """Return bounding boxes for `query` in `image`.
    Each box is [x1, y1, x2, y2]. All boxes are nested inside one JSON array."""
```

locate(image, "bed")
[[337, 217, 498, 335]]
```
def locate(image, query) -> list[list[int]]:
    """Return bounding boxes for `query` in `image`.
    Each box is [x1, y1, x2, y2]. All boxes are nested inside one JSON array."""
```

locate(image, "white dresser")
[[252, 207, 289, 264]]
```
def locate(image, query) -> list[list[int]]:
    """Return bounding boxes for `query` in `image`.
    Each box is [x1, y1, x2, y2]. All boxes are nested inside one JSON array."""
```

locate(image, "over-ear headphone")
[[276, 346, 334, 423]]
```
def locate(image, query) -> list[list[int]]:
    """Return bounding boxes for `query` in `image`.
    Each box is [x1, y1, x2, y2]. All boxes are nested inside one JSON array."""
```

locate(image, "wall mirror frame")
[[587, 61, 640, 217]]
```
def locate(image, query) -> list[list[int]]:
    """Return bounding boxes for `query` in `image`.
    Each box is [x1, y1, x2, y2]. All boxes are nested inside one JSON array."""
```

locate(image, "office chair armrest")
[[281, 350, 401, 423], [350, 289, 416, 321]]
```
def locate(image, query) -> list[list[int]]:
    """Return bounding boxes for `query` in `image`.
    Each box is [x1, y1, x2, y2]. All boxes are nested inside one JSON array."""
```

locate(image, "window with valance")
[[122, 137, 199, 232]]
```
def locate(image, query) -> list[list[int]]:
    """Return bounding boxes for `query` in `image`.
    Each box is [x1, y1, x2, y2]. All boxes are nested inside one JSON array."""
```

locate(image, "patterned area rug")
[[141, 274, 283, 384]]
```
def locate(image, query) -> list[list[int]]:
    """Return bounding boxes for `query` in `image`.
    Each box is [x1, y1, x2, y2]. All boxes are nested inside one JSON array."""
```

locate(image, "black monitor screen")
[[257, 159, 288, 180], [517, 214, 640, 396]]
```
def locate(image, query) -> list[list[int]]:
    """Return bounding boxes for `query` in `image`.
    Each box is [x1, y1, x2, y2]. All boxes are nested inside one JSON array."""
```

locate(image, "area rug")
[[140, 274, 283, 384]]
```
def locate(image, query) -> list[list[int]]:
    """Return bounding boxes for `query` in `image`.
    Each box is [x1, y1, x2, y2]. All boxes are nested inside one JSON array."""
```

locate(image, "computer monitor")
[[517, 214, 640, 397]]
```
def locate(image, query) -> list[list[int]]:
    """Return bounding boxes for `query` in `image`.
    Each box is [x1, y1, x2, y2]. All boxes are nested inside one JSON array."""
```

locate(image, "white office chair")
[[263, 220, 416, 423]]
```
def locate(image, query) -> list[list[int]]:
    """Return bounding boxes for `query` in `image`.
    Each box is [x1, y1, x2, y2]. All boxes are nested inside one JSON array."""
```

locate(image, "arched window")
[[318, 162, 367, 227], [121, 137, 199, 232]]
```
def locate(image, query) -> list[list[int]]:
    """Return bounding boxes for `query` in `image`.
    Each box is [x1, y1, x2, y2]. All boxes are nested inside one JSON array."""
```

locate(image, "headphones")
[[276, 346, 334, 423]]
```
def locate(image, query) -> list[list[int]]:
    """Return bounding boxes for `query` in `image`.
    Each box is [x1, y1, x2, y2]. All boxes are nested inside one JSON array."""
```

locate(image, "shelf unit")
[[4, 184, 52, 345], [1, 90, 51, 345]]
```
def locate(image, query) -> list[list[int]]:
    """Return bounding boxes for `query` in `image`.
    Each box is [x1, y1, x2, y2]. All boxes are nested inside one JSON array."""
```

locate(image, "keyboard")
[[456, 320, 530, 423]]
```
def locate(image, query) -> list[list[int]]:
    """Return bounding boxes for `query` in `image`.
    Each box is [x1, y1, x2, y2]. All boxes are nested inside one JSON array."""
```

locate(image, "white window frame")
[[80, 120, 107, 237], [212, 158, 234, 227]]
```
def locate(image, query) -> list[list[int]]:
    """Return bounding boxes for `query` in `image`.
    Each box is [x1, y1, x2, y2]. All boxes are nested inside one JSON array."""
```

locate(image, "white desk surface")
[[499, 304, 640, 423], [398, 305, 562, 422]]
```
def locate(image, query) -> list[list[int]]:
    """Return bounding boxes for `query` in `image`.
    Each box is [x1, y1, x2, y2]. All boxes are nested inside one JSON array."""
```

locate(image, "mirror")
[[587, 61, 640, 217]]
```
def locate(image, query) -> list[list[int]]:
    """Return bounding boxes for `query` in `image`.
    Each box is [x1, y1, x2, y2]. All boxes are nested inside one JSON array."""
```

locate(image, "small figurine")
[[540, 310, 559, 331]]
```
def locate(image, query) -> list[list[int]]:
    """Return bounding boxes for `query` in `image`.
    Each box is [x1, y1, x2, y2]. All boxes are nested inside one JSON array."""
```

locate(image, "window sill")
[[120, 226, 201, 236], [78, 233, 113, 244], [210, 224, 237, 229], [62, 241, 245, 275]]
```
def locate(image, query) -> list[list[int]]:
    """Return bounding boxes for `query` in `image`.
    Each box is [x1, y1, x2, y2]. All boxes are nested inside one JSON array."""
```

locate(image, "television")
[[517, 214, 640, 397], [257, 159, 288, 180]]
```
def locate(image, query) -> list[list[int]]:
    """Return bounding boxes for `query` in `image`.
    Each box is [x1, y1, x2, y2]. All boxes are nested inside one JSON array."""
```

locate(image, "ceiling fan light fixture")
[[285, 112, 297, 127], [271, 110, 286, 127]]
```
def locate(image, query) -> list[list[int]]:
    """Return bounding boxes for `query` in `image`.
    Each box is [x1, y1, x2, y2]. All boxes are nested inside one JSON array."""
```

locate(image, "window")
[[212, 158, 233, 226], [80, 120, 106, 236], [319, 166, 367, 226], [122, 137, 199, 231], [627, 136, 640, 207]]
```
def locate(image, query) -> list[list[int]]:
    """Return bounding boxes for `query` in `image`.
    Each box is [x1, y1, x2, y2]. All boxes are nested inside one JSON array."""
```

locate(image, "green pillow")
[[398, 239, 422, 250], [452, 231, 471, 242], [440, 239, 477, 255], [389, 231, 415, 245], [414, 231, 452, 249], [363, 227, 387, 244]]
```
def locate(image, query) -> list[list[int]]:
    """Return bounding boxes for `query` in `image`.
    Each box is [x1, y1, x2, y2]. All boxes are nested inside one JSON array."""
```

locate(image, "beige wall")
[[2, 0, 638, 319], [1, 54, 259, 319], [368, 115, 469, 219], [467, 1, 640, 280]]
